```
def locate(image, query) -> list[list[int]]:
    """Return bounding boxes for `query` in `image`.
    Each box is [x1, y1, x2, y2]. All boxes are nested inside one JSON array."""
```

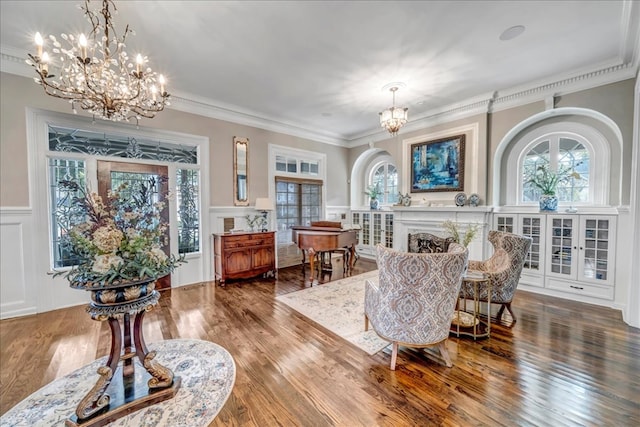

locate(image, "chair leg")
[[505, 302, 517, 324], [496, 304, 506, 322], [364, 315, 369, 331], [390, 342, 398, 370], [437, 341, 453, 368]]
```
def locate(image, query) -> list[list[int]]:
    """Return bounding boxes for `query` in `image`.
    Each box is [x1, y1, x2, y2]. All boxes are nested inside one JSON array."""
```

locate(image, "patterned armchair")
[[364, 243, 469, 370], [408, 232, 455, 254], [464, 230, 532, 324]]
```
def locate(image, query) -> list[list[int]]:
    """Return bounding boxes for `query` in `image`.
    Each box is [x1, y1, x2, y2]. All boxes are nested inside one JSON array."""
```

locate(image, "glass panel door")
[[97, 161, 170, 289], [520, 215, 544, 271], [547, 215, 577, 278], [579, 217, 612, 283]]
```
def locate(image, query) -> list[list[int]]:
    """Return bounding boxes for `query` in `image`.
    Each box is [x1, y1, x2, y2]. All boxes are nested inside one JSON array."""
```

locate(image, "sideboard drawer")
[[213, 231, 276, 285]]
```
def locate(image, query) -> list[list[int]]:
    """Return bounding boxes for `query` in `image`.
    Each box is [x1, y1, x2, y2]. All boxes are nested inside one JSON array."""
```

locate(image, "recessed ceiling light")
[[499, 25, 525, 41]]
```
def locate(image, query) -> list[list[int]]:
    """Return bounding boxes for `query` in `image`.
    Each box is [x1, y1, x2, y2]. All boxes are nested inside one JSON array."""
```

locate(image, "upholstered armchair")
[[364, 243, 469, 370], [408, 232, 455, 254], [465, 230, 532, 324]]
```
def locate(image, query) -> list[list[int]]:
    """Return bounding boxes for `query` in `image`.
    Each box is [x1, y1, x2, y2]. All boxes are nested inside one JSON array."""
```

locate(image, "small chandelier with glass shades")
[[379, 83, 408, 135], [26, 0, 169, 122]]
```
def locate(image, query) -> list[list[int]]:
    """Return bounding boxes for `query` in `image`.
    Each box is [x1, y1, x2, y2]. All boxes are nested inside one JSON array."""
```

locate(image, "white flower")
[[148, 247, 168, 264], [92, 254, 123, 273], [92, 226, 123, 253]]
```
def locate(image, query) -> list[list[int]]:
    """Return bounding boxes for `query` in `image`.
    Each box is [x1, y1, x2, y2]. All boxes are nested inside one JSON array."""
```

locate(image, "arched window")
[[369, 161, 398, 205], [521, 135, 590, 203], [505, 121, 610, 207]]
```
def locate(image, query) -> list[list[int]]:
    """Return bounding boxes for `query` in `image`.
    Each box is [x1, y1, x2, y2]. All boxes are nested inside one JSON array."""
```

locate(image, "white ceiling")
[[1, 1, 638, 145]]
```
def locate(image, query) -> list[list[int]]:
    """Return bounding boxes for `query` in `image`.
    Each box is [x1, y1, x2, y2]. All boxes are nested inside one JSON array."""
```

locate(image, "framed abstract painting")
[[410, 134, 465, 192]]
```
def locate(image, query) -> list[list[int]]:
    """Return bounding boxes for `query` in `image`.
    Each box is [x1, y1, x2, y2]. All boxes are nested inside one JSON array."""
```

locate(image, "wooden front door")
[[97, 161, 171, 290]]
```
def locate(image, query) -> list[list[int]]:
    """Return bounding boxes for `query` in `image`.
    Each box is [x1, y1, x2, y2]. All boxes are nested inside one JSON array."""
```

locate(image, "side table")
[[451, 270, 491, 340]]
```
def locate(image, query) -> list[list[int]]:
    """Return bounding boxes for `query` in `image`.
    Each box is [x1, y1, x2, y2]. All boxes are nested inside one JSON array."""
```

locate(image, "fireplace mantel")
[[392, 205, 494, 260]]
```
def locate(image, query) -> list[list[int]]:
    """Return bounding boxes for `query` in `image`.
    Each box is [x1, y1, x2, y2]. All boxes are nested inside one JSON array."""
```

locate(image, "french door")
[[97, 160, 171, 289]]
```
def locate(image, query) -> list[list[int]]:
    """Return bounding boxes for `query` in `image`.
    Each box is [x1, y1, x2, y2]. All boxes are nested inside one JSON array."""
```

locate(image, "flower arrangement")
[[245, 214, 266, 232], [526, 164, 581, 196], [442, 220, 479, 247], [54, 179, 185, 287], [364, 184, 383, 199]]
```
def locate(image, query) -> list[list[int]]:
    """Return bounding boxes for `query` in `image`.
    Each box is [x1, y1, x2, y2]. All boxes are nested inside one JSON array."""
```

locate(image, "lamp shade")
[[255, 198, 274, 211]]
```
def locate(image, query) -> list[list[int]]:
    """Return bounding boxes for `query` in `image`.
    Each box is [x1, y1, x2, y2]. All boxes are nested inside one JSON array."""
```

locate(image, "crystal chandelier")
[[379, 86, 408, 135], [26, 0, 169, 122]]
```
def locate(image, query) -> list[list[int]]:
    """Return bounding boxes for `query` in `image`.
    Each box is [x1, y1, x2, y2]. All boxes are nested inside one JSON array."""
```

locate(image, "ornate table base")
[[67, 279, 180, 426]]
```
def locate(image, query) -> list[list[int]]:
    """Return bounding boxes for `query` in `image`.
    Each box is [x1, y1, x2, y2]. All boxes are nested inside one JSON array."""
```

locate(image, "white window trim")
[[493, 107, 623, 207], [27, 108, 210, 313], [505, 122, 609, 206], [268, 144, 327, 236]]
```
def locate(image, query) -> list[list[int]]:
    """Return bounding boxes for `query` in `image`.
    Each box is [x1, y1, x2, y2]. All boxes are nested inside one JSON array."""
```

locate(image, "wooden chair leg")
[[496, 303, 506, 322], [505, 302, 517, 324], [437, 341, 453, 368], [364, 315, 369, 331], [390, 343, 398, 370]]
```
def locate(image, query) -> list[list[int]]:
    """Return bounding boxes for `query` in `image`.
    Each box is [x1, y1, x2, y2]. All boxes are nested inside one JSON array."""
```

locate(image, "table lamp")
[[254, 198, 274, 232]]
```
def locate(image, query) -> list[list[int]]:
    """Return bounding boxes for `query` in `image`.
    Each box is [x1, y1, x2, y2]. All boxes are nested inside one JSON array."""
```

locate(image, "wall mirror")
[[233, 136, 249, 206]]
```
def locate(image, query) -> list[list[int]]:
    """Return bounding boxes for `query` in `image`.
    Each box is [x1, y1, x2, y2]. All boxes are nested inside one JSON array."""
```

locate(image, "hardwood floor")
[[1, 259, 639, 426]]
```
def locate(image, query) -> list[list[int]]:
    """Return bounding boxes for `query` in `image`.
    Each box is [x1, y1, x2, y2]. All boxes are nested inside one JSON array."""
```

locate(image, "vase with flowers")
[[54, 178, 186, 423], [55, 179, 185, 290], [526, 164, 581, 211], [365, 184, 383, 210]]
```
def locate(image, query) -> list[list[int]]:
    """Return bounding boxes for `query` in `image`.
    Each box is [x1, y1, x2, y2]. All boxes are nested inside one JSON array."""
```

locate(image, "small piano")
[[291, 223, 357, 283]]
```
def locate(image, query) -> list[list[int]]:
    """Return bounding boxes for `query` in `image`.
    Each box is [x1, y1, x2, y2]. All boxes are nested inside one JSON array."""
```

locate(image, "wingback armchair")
[[364, 243, 469, 370], [465, 230, 532, 324]]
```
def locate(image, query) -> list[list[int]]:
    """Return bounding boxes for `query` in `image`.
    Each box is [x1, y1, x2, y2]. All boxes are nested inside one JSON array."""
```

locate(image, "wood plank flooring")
[[1, 259, 639, 426]]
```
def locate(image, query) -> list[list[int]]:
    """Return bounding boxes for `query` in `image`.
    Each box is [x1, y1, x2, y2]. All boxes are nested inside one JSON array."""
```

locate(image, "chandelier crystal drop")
[[379, 86, 408, 136], [26, 0, 169, 122]]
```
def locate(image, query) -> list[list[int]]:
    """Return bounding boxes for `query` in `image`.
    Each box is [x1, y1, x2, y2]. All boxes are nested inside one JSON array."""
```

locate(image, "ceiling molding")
[[168, 92, 349, 147], [2, 31, 638, 149]]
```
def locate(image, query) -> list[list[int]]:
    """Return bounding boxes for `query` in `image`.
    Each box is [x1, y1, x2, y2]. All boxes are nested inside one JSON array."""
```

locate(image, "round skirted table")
[[1, 339, 235, 427]]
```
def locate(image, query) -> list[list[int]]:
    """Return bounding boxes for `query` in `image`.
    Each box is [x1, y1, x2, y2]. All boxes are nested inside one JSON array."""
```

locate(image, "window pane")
[[176, 169, 200, 253], [387, 165, 398, 204], [275, 179, 322, 243], [557, 139, 589, 203], [49, 126, 198, 164], [522, 141, 550, 202], [49, 158, 86, 268], [276, 155, 287, 172]]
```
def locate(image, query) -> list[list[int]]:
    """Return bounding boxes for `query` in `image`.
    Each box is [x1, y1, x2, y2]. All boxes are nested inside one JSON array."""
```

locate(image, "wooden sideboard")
[[213, 231, 276, 285]]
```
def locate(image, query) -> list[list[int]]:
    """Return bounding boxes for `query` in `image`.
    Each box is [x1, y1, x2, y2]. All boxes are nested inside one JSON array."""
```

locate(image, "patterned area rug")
[[276, 270, 391, 355], [1, 339, 235, 427]]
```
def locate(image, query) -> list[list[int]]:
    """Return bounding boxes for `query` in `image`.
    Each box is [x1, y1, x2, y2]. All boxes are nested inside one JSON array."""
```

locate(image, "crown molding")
[[490, 59, 637, 113], [168, 91, 349, 147], [3, 30, 638, 149]]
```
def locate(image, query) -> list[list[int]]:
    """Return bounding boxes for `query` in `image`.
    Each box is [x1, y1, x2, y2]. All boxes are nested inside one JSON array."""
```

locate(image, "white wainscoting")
[[0, 209, 38, 319]]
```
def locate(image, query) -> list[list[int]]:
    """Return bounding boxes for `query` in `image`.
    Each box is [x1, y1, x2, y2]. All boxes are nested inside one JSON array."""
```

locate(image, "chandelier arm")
[[28, 0, 169, 121]]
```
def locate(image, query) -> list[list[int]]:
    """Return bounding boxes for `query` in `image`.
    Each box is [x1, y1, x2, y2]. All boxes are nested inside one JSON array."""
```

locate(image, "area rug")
[[276, 270, 390, 355], [1, 339, 235, 427]]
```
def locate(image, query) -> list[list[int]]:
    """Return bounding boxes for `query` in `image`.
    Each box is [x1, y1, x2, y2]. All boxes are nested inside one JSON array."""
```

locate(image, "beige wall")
[[349, 114, 488, 206], [2, 72, 635, 210], [352, 78, 635, 207], [555, 79, 635, 204], [0, 72, 350, 208]]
